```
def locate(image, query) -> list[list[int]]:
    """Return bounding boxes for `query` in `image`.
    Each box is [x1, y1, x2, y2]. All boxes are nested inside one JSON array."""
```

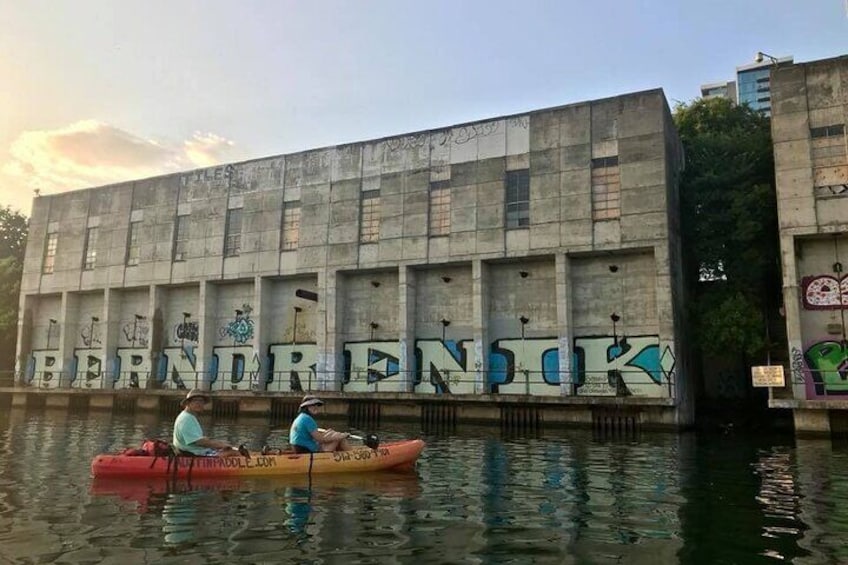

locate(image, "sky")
[[1, 0, 846, 215]]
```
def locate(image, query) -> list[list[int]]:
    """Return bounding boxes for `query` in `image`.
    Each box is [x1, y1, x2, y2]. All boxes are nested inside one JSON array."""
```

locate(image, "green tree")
[[0, 207, 28, 377], [674, 98, 781, 375]]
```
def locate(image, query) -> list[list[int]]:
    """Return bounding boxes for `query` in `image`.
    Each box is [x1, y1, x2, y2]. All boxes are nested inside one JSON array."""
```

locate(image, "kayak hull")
[[91, 439, 424, 478]]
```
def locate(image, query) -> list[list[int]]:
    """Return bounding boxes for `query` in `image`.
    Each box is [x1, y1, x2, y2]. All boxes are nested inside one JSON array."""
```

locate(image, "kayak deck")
[[91, 439, 425, 478]]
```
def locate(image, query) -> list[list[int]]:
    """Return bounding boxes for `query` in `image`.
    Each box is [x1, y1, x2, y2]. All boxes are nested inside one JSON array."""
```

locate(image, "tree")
[[0, 207, 28, 377], [674, 98, 781, 377]]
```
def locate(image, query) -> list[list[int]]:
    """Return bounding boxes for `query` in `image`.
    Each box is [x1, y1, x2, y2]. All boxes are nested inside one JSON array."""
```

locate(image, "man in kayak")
[[173, 389, 242, 457], [290, 395, 351, 453]]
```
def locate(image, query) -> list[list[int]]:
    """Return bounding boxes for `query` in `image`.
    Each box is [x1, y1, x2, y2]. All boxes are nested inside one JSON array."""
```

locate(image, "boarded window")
[[224, 208, 242, 257], [591, 156, 621, 221], [173, 215, 189, 261], [281, 202, 301, 250], [126, 221, 140, 266], [429, 181, 451, 236], [360, 190, 380, 243]]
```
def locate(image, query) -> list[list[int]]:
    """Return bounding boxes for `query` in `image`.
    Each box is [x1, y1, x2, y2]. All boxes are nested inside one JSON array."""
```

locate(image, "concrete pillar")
[[556, 253, 573, 395], [398, 266, 416, 392], [59, 292, 79, 388], [149, 285, 164, 388], [102, 288, 121, 389], [14, 294, 34, 385], [317, 269, 343, 391], [793, 408, 831, 435], [780, 233, 805, 400], [472, 260, 489, 394], [254, 275, 270, 391], [197, 280, 217, 390]]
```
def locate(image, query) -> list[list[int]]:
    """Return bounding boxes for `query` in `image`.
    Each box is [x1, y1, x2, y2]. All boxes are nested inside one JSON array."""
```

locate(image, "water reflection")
[[2, 409, 848, 564]]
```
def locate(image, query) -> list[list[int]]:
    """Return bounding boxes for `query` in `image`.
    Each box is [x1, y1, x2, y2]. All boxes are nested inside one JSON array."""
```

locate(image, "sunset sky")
[[1, 0, 846, 215]]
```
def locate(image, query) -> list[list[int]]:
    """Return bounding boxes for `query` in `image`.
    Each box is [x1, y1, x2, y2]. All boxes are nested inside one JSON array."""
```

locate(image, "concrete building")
[[15, 89, 690, 426], [700, 80, 737, 103], [770, 54, 848, 434]]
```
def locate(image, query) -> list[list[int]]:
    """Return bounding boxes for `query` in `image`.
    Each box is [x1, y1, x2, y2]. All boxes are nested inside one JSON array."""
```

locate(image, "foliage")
[[0, 207, 28, 372], [674, 98, 780, 358]]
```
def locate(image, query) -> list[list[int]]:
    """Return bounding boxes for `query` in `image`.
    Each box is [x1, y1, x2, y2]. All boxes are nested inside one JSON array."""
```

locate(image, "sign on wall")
[[751, 365, 786, 387]]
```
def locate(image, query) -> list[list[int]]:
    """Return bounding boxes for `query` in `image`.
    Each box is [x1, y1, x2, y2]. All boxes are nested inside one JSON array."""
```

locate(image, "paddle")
[[319, 428, 380, 449]]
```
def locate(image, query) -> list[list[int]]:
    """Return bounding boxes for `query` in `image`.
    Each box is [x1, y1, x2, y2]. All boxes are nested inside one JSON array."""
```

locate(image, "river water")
[[0, 409, 846, 564]]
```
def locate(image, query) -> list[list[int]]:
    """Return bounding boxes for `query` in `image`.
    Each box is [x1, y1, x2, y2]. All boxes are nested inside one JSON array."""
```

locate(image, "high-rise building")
[[699, 55, 793, 116], [736, 56, 793, 116]]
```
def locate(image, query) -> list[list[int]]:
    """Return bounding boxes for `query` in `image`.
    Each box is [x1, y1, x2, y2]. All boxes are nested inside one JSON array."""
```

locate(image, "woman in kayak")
[[290, 395, 351, 453], [173, 389, 243, 457]]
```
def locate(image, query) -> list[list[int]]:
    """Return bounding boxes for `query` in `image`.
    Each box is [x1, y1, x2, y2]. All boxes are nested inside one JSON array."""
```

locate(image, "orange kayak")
[[91, 440, 425, 479]]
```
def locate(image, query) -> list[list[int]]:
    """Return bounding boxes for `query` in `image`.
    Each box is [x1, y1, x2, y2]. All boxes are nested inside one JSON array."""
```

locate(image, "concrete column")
[[317, 269, 343, 391], [556, 253, 573, 396], [254, 275, 270, 391], [780, 233, 805, 400], [149, 285, 164, 388], [14, 294, 34, 385], [793, 408, 831, 435], [197, 280, 217, 390], [59, 292, 79, 388], [398, 266, 416, 392], [102, 288, 121, 389], [472, 259, 489, 394]]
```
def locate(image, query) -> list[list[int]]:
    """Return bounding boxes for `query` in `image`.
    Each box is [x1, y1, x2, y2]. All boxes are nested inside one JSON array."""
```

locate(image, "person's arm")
[[310, 428, 348, 444], [193, 437, 234, 450]]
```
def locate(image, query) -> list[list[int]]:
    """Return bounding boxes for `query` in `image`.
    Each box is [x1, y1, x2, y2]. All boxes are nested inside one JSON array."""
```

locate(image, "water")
[[1, 409, 847, 564]]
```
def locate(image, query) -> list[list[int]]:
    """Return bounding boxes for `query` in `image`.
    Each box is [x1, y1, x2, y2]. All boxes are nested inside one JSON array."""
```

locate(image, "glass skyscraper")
[[735, 56, 793, 117]]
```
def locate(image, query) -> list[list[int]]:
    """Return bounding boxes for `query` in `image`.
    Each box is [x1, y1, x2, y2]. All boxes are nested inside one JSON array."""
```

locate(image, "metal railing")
[[12, 368, 677, 399]]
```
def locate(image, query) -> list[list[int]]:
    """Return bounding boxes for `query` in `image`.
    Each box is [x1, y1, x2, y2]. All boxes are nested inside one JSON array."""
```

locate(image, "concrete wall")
[[772, 54, 848, 412], [16, 89, 687, 420]]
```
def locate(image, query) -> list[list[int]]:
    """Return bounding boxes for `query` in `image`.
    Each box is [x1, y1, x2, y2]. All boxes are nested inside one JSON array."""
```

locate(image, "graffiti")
[[24, 333, 676, 398], [72, 349, 103, 389], [801, 275, 848, 310], [344, 341, 403, 393], [490, 338, 560, 395], [790, 346, 806, 384], [385, 133, 429, 152], [158, 347, 196, 390], [219, 305, 254, 345], [81, 324, 101, 347], [267, 344, 318, 392], [26, 351, 60, 389], [122, 319, 149, 347], [209, 346, 260, 391], [803, 340, 848, 397], [115, 348, 151, 388], [174, 321, 199, 344], [573, 336, 673, 398], [415, 339, 475, 394]]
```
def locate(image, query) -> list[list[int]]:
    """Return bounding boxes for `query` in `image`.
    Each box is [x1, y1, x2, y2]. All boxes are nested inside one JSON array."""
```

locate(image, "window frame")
[[126, 221, 141, 266], [281, 201, 301, 251], [42, 232, 58, 275], [504, 169, 530, 229], [83, 227, 98, 270], [224, 208, 243, 258], [173, 214, 189, 262], [591, 155, 622, 221]]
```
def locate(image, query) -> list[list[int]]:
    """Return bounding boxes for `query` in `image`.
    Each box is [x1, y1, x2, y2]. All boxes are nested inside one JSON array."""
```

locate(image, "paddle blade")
[[363, 434, 379, 449]]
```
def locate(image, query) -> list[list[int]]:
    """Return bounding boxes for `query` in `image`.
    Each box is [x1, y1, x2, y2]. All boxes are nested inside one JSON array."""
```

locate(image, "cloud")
[[0, 120, 241, 214]]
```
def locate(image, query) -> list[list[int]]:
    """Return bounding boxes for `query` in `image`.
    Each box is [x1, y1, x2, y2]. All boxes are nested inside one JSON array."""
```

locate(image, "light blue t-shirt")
[[290, 412, 319, 452], [173, 410, 214, 455]]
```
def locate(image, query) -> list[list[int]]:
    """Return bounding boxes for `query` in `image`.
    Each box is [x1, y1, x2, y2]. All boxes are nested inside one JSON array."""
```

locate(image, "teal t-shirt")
[[290, 412, 319, 452], [173, 410, 214, 455]]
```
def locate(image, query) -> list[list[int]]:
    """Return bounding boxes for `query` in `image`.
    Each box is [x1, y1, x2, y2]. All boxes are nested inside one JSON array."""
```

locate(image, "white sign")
[[751, 365, 785, 388]]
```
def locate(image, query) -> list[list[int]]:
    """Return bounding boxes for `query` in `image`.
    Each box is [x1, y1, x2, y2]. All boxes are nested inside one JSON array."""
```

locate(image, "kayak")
[[91, 439, 425, 478]]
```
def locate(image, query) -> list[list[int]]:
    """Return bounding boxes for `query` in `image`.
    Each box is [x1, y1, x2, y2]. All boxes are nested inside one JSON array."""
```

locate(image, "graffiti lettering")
[[803, 340, 848, 397], [219, 304, 254, 345], [573, 336, 671, 397], [415, 339, 475, 394], [801, 275, 848, 310], [267, 344, 317, 392], [210, 346, 259, 391], [27, 351, 61, 389], [344, 341, 402, 393], [73, 349, 103, 389], [116, 348, 151, 389], [174, 322, 198, 344], [159, 347, 196, 390]]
